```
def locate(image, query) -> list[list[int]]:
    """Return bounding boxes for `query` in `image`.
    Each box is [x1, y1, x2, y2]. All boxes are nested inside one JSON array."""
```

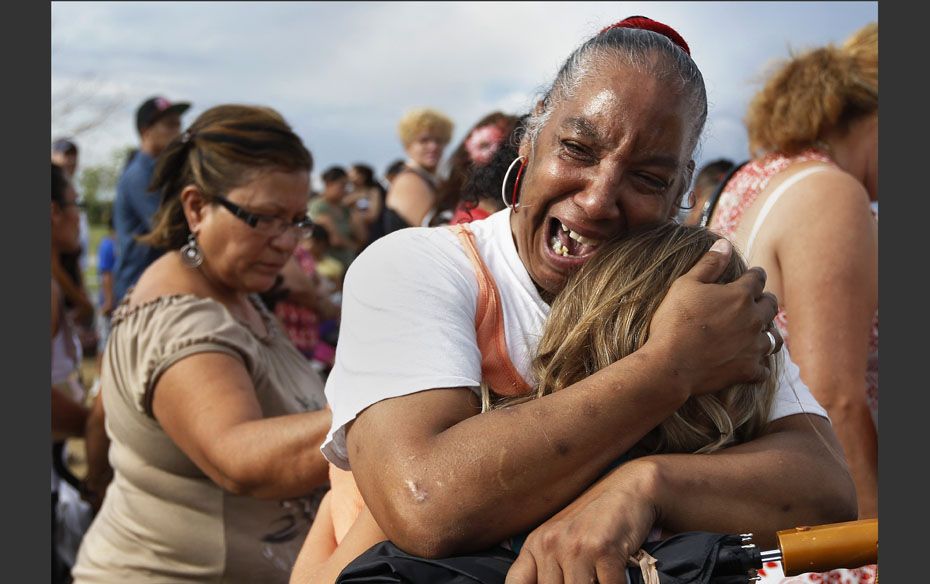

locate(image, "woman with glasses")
[[72, 105, 332, 583]]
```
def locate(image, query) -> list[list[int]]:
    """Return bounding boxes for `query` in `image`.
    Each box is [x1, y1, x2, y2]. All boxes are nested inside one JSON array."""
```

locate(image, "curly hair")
[[484, 223, 778, 456], [139, 104, 313, 250], [396, 107, 454, 148], [746, 22, 877, 157], [435, 112, 519, 218]]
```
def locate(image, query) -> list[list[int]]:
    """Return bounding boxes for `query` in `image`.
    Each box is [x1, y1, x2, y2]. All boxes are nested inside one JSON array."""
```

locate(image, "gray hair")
[[524, 27, 708, 160]]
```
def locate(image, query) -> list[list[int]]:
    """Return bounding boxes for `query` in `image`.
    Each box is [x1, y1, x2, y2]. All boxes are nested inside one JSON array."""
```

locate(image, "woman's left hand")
[[506, 459, 660, 584]]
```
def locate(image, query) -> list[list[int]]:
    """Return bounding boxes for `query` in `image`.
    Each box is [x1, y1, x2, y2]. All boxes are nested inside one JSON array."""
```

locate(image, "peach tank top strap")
[[450, 223, 533, 397]]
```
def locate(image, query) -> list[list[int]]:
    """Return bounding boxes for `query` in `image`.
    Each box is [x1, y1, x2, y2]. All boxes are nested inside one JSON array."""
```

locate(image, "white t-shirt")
[[322, 209, 827, 469]]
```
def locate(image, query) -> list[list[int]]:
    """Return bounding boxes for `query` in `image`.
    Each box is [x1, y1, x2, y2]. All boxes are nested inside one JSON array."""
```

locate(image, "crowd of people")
[[50, 15, 877, 584]]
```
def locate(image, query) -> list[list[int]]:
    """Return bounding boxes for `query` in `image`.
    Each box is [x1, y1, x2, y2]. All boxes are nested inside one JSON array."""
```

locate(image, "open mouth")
[[546, 217, 603, 259]]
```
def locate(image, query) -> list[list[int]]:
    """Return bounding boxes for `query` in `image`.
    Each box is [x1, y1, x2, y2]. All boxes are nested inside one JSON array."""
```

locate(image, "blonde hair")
[[396, 107, 454, 147], [483, 223, 778, 456], [746, 22, 877, 157]]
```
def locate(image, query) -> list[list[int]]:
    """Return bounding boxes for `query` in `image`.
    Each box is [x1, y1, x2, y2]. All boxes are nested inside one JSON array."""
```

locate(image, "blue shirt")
[[113, 151, 165, 303], [97, 235, 116, 306]]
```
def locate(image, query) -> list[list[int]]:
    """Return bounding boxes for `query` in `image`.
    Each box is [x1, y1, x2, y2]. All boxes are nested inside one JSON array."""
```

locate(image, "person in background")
[[681, 158, 736, 226], [95, 214, 117, 367], [72, 104, 332, 583], [437, 112, 519, 225], [308, 166, 367, 268], [382, 159, 406, 192], [345, 163, 387, 247], [451, 114, 524, 224], [113, 95, 191, 304], [381, 108, 454, 234], [708, 22, 878, 584], [52, 137, 79, 178], [51, 163, 99, 583], [51, 137, 96, 352]]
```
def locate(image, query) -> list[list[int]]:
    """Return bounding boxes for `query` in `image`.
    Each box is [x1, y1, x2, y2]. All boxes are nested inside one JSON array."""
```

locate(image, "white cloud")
[[51, 1, 877, 182]]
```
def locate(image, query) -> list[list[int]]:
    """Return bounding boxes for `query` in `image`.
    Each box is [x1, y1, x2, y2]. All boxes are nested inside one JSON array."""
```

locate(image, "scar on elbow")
[[405, 479, 429, 503]]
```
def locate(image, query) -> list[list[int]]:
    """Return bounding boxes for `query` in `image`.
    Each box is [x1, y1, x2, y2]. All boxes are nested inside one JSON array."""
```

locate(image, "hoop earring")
[[180, 233, 204, 268], [678, 190, 696, 211], [501, 156, 527, 213]]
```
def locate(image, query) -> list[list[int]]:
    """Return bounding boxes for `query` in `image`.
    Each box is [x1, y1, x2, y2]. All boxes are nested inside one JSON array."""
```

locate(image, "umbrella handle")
[[775, 518, 877, 576]]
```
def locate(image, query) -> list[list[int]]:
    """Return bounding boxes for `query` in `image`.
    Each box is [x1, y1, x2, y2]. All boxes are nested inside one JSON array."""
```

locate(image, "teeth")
[[550, 236, 570, 256], [559, 222, 600, 247]]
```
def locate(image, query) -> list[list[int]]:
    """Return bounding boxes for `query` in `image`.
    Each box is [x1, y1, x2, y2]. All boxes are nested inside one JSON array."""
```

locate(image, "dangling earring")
[[501, 156, 527, 213], [180, 233, 204, 268]]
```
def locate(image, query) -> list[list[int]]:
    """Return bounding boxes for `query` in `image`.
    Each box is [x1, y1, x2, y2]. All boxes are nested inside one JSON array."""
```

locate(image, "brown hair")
[[139, 104, 313, 250], [484, 222, 778, 456], [746, 22, 877, 157]]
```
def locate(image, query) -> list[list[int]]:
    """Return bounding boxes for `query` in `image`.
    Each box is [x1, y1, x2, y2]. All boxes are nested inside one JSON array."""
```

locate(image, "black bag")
[[335, 542, 516, 584], [336, 532, 763, 584]]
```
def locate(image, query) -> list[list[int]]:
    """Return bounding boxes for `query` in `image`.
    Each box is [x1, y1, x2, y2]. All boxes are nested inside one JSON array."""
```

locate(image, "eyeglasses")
[[211, 194, 314, 238]]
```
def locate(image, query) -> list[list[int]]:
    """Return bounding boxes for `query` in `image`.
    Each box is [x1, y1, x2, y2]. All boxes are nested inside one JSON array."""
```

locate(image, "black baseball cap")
[[136, 96, 191, 134]]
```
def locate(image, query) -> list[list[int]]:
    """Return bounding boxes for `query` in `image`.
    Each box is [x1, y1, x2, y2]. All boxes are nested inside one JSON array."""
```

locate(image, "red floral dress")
[[710, 150, 878, 584]]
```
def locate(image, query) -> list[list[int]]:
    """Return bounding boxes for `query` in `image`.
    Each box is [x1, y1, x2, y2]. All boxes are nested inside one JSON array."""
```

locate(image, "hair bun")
[[601, 15, 690, 56]]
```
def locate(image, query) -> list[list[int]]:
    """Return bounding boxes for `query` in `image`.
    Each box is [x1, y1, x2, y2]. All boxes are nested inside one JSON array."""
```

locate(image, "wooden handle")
[[777, 519, 877, 576]]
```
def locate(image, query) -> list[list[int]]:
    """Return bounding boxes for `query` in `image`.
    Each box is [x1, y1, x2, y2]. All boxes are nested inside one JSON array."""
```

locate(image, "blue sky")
[[51, 1, 878, 194]]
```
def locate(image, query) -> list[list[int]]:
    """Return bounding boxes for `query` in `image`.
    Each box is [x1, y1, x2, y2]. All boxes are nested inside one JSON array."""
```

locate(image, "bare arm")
[[83, 391, 112, 511], [384, 173, 435, 227], [293, 504, 388, 584], [506, 415, 856, 584], [770, 171, 878, 518], [51, 257, 95, 324], [100, 271, 115, 316], [348, 246, 781, 557], [52, 386, 88, 440], [291, 492, 338, 583], [152, 352, 331, 499], [51, 280, 88, 440]]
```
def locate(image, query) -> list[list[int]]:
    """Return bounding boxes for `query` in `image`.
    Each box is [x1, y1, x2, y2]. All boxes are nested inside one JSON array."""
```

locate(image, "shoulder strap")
[[449, 224, 533, 398], [745, 165, 830, 258], [699, 160, 749, 228]]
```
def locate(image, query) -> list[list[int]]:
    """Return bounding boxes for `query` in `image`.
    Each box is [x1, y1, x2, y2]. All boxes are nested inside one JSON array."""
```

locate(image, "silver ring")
[[764, 330, 778, 356]]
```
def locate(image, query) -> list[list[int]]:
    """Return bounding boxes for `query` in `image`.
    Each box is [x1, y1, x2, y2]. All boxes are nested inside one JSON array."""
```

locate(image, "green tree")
[[79, 145, 135, 225]]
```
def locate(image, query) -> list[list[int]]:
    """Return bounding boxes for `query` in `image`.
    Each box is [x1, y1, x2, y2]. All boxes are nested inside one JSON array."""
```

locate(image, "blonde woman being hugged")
[[709, 22, 877, 584], [72, 105, 332, 583], [292, 223, 797, 583]]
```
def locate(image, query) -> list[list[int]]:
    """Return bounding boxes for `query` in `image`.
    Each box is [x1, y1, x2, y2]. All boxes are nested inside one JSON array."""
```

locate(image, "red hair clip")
[[600, 15, 690, 56]]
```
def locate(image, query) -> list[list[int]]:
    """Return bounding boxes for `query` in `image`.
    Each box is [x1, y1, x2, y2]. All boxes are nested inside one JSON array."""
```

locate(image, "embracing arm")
[[347, 244, 780, 557], [152, 352, 331, 499], [506, 415, 856, 584], [771, 171, 878, 518], [650, 414, 856, 546]]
